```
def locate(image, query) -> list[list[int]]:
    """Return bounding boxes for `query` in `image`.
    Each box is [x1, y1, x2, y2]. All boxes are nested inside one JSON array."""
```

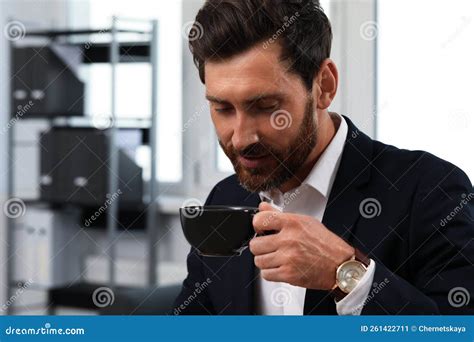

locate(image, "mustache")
[[238, 143, 270, 158]]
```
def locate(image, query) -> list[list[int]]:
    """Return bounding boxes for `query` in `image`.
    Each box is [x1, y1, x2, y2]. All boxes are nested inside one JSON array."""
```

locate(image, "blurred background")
[[0, 0, 472, 315]]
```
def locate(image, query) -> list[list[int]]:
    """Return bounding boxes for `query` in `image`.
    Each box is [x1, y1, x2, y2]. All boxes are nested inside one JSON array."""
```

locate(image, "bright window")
[[377, 0, 474, 180], [86, 0, 183, 183]]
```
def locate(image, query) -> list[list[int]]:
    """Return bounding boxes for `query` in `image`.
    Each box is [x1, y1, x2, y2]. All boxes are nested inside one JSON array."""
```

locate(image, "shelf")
[[79, 42, 151, 63], [9, 282, 52, 292], [47, 282, 140, 311], [22, 28, 152, 63], [12, 117, 152, 138], [25, 28, 150, 37], [19, 197, 184, 218], [47, 282, 178, 315], [50, 117, 152, 129]]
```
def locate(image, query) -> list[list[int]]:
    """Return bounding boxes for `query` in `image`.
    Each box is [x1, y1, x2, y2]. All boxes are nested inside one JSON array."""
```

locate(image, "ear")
[[312, 58, 339, 110]]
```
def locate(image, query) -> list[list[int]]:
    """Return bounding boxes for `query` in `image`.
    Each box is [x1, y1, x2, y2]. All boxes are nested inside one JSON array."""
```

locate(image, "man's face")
[[205, 42, 318, 193]]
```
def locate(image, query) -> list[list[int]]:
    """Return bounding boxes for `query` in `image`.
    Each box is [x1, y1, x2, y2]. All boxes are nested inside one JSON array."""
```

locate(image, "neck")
[[278, 111, 338, 193]]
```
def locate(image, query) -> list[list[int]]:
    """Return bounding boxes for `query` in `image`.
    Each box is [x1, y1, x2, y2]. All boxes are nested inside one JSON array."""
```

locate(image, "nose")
[[231, 111, 259, 151]]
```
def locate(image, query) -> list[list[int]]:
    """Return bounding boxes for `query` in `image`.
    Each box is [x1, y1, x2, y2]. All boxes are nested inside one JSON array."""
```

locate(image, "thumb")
[[258, 201, 280, 212]]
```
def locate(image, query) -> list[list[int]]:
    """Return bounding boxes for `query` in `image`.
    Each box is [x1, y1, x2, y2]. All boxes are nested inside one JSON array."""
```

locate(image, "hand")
[[249, 202, 355, 290]]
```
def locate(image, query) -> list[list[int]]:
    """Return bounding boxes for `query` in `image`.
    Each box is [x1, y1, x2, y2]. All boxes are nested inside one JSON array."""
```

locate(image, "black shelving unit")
[[5, 17, 160, 315]]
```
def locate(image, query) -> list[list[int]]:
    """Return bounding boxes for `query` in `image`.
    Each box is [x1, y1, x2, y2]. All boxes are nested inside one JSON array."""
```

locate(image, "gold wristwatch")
[[331, 248, 370, 301]]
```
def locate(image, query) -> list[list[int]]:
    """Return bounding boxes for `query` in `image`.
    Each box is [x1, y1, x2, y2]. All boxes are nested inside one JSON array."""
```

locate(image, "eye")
[[259, 104, 278, 112], [256, 99, 279, 112], [215, 107, 233, 113]]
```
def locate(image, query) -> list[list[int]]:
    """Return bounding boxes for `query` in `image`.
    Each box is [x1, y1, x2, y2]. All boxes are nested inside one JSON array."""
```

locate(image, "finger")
[[261, 267, 288, 283], [249, 234, 279, 255], [258, 201, 279, 212], [254, 251, 282, 270], [255, 202, 281, 234], [252, 211, 284, 234]]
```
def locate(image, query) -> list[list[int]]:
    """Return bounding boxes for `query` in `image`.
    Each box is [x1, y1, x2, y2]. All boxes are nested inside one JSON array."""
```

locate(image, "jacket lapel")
[[304, 115, 373, 314], [321, 115, 373, 241]]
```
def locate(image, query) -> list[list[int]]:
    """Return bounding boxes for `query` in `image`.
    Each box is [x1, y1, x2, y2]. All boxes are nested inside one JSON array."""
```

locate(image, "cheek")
[[261, 117, 298, 147]]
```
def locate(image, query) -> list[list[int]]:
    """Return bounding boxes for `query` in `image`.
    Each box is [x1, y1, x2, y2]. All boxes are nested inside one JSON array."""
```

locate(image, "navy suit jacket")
[[174, 115, 474, 315]]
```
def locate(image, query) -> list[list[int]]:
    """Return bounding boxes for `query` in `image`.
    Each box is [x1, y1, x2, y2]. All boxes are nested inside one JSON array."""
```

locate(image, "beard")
[[219, 98, 318, 193]]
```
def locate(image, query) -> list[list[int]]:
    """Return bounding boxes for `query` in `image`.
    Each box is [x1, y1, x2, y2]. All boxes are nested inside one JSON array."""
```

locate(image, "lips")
[[238, 155, 270, 168]]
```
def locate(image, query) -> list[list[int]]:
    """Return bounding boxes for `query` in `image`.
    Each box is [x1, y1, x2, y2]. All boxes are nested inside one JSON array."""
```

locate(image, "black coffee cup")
[[179, 205, 258, 257]]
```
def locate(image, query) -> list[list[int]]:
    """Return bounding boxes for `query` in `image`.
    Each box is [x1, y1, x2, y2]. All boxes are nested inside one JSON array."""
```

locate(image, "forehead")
[[204, 42, 304, 101]]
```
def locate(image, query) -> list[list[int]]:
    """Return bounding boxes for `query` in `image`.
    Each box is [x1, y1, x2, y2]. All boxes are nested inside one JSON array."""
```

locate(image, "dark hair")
[[188, 0, 332, 90]]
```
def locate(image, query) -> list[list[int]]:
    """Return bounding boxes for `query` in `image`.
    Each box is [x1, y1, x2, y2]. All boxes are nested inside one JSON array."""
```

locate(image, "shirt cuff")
[[335, 259, 376, 315]]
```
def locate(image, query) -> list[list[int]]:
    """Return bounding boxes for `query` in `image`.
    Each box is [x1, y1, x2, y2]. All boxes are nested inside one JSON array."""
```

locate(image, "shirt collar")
[[259, 112, 348, 201]]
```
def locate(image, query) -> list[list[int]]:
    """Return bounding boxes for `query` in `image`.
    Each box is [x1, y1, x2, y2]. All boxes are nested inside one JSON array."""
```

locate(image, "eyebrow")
[[205, 92, 285, 105], [205, 95, 228, 104]]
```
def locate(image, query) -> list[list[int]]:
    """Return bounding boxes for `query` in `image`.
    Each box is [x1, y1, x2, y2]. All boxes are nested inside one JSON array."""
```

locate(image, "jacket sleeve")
[[363, 162, 474, 314], [172, 187, 218, 315]]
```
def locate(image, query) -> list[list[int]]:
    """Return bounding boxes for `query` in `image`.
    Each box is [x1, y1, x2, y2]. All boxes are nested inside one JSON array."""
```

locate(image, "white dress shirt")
[[257, 112, 375, 315]]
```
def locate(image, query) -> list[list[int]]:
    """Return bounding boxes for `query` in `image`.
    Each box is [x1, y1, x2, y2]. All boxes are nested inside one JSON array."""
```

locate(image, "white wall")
[[330, 0, 377, 138]]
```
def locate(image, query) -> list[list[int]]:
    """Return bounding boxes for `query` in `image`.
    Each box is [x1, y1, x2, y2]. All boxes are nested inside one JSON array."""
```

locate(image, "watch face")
[[336, 260, 367, 293]]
